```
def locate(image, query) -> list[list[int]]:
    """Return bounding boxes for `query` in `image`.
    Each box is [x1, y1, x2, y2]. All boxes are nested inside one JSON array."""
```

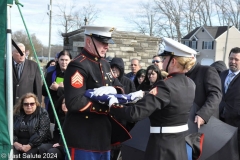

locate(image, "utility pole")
[[48, 0, 52, 61], [223, 18, 230, 63], [150, 14, 153, 36], [84, 17, 88, 25]]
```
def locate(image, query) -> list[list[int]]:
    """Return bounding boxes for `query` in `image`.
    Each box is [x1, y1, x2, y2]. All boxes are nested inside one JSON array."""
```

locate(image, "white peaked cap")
[[82, 26, 115, 37], [160, 37, 197, 57]]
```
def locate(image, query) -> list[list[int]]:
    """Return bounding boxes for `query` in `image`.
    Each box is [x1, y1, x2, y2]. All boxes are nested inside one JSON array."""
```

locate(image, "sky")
[[10, 0, 144, 46]]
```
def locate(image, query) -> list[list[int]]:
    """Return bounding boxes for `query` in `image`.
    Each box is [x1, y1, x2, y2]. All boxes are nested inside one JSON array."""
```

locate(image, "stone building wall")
[[108, 31, 161, 73], [62, 30, 161, 73]]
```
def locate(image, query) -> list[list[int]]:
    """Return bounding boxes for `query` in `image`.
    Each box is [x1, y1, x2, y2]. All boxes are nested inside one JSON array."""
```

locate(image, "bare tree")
[[12, 30, 44, 58], [54, 1, 77, 35], [124, 1, 160, 36], [181, 0, 203, 32], [154, 0, 186, 41], [12, 30, 64, 59], [77, 2, 101, 27], [54, 1, 101, 36], [214, 0, 240, 29]]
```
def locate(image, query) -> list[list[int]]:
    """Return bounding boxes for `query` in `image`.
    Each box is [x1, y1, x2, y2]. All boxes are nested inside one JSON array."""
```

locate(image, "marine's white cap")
[[159, 37, 197, 57], [82, 26, 115, 44]]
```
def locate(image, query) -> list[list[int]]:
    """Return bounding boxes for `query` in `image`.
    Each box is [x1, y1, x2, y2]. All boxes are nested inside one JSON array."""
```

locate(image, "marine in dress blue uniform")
[[61, 26, 131, 160], [109, 38, 197, 160]]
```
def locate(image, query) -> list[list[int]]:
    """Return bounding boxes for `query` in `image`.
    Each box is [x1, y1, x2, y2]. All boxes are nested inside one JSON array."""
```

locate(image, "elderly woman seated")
[[13, 92, 52, 159]]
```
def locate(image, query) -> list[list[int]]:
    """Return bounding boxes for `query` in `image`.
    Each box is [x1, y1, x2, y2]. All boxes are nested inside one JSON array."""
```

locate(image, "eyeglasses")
[[23, 102, 35, 107], [152, 60, 162, 63]]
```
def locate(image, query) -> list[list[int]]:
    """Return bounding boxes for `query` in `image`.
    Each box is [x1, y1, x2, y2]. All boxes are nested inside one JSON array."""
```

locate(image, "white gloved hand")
[[93, 86, 117, 96], [108, 95, 119, 107], [128, 90, 144, 103]]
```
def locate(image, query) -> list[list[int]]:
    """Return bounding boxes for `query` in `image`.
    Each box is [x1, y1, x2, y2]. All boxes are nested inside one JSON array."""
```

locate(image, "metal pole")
[[84, 17, 88, 25], [150, 14, 153, 36], [48, 0, 52, 61], [7, 3, 13, 160], [223, 18, 230, 63]]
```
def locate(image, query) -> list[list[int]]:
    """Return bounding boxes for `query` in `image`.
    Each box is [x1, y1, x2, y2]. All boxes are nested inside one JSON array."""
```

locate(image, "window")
[[203, 41, 213, 49], [201, 58, 214, 65], [192, 41, 197, 49], [184, 41, 190, 47]]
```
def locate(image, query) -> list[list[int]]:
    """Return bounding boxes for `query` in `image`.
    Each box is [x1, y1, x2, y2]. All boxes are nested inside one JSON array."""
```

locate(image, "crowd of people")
[[11, 25, 240, 160]]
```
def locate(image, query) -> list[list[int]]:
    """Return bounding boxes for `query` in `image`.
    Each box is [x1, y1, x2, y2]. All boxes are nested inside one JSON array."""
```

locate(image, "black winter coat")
[[14, 107, 52, 147], [42, 68, 64, 123], [186, 63, 222, 122], [110, 57, 136, 94]]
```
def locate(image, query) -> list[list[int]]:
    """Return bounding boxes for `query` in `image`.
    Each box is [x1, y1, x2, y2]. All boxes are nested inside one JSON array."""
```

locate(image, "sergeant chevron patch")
[[71, 71, 83, 88]]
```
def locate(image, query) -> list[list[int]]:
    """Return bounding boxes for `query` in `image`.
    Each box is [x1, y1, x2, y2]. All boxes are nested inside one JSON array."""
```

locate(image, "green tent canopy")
[[0, 0, 11, 159]]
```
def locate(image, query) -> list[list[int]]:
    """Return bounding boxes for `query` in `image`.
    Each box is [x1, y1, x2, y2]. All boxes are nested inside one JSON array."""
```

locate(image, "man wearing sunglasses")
[[152, 55, 163, 70]]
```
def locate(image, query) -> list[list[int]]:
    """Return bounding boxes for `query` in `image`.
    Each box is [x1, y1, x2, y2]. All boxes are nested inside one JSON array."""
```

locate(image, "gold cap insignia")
[[109, 27, 115, 32]]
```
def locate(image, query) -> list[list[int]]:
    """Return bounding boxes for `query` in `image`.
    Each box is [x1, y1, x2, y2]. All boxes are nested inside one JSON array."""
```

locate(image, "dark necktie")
[[15, 63, 21, 80]]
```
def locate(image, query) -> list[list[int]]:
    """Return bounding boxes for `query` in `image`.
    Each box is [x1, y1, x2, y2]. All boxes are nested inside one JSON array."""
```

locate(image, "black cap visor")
[[158, 50, 174, 56], [90, 34, 114, 44]]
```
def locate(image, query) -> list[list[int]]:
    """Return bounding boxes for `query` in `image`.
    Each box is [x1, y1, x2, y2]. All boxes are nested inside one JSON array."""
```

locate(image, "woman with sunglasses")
[[13, 92, 52, 159]]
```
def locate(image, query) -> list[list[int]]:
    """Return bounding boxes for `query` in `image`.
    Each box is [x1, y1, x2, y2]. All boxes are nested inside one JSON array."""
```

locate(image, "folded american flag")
[[84, 89, 132, 105]]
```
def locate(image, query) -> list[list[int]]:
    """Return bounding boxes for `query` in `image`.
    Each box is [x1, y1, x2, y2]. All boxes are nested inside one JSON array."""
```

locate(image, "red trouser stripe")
[[71, 148, 75, 160]]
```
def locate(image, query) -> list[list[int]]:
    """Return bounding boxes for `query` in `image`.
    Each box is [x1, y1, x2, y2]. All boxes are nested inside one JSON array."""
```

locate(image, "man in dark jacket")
[[186, 62, 222, 129], [219, 47, 240, 158], [125, 58, 141, 81], [12, 42, 42, 105], [110, 57, 136, 94]]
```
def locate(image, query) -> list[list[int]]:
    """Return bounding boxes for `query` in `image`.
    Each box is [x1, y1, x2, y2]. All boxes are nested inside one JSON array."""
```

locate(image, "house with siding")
[[181, 25, 240, 65]]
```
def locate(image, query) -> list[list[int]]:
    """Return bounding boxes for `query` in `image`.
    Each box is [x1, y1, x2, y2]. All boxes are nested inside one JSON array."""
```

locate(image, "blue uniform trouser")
[[186, 143, 192, 160], [65, 148, 110, 160]]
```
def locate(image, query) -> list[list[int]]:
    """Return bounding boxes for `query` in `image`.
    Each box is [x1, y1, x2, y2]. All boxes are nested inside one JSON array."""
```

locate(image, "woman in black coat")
[[42, 50, 72, 123], [137, 65, 163, 91], [133, 69, 146, 90], [13, 93, 52, 160]]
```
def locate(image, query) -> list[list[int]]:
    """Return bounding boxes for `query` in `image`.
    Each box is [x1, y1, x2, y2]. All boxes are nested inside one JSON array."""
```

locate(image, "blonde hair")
[[13, 92, 41, 115], [174, 56, 196, 72]]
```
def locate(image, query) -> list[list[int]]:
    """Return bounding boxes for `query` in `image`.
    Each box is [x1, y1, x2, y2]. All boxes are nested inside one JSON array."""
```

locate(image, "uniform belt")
[[150, 124, 188, 133]]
